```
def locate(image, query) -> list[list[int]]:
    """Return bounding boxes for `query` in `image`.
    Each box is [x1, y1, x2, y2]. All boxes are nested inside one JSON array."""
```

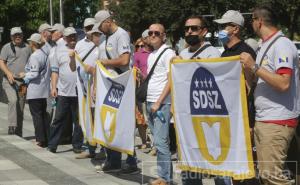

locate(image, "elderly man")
[[241, 5, 299, 185], [48, 27, 83, 153], [0, 27, 31, 136]]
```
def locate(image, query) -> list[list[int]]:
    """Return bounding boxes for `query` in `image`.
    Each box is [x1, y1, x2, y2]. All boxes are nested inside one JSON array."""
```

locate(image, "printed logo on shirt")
[[190, 67, 231, 165], [123, 45, 129, 50], [100, 81, 125, 143], [279, 56, 289, 63], [106, 43, 113, 51]]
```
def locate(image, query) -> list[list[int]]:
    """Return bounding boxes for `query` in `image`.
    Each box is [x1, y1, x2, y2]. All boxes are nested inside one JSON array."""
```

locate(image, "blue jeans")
[[146, 102, 172, 182]]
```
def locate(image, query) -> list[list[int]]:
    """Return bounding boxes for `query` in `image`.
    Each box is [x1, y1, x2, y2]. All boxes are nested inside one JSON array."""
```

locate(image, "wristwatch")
[[251, 64, 260, 74]]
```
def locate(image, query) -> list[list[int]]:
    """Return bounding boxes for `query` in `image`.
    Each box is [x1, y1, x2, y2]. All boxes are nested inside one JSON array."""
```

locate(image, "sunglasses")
[[218, 23, 237, 30], [148, 31, 162, 37], [136, 44, 144, 48], [184, 25, 203, 32]]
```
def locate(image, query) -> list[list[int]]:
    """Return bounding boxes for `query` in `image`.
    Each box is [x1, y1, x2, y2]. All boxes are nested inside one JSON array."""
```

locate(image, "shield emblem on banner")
[[190, 67, 231, 165], [100, 81, 125, 144], [100, 105, 117, 143]]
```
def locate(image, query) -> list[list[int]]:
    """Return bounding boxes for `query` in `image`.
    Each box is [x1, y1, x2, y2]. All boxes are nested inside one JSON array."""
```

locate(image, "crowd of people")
[[0, 3, 299, 185]]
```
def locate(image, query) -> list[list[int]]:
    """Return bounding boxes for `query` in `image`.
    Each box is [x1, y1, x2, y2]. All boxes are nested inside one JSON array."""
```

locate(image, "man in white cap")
[[48, 27, 83, 153], [49, 23, 65, 47], [38, 23, 53, 49], [214, 10, 257, 185], [18, 33, 50, 147], [0, 27, 31, 136], [90, 9, 137, 174]]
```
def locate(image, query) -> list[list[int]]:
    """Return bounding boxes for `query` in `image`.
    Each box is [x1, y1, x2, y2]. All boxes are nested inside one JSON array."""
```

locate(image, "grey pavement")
[[0, 102, 187, 185]]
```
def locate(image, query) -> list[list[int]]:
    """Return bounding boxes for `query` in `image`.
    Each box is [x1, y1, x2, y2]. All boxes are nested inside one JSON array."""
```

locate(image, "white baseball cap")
[[94, 10, 111, 30], [214, 10, 244, 27], [87, 27, 102, 35], [10, 27, 22, 35], [84, 18, 96, 27], [38, 23, 51, 33], [27, 33, 42, 44], [142, 29, 149, 39], [63, 27, 77, 37], [50, 23, 65, 33]]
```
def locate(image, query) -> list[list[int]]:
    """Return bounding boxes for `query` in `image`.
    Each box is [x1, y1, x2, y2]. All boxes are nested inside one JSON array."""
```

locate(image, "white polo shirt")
[[147, 44, 176, 104], [180, 42, 221, 59], [50, 44, 77, 97]]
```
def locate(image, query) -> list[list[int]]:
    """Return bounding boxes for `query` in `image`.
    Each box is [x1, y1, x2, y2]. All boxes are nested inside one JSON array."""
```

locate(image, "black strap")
[[144, 47, 171, 82], [82, 45, 97, 62], [105, 36, 123, 74], [39, 48, 49, 75], [250, 35, 284, 90], [190, 44, 212, 59]]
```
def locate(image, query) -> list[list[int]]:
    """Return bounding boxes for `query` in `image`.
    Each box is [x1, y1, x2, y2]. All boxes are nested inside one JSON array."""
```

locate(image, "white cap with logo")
[[63, 27, 77, 37], [94, 10, 111, 30], [214, 10, 244, 27], [10, 27, 22, 35], [27, 33, 42, 44]]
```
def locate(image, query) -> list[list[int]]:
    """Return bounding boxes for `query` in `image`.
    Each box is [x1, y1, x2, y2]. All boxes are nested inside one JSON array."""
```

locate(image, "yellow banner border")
[[170, 56, 255, 180]]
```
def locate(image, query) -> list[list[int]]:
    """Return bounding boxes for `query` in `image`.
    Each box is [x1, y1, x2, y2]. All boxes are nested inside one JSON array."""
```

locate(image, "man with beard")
[[47, 27, 83, 153], [178, 15, 234, 185]]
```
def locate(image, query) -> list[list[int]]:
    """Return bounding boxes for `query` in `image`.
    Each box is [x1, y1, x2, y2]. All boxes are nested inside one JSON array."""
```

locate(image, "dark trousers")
[[28, 98, 49, 143], [105, 149, 137, 168], [48, 96, 83, 150]]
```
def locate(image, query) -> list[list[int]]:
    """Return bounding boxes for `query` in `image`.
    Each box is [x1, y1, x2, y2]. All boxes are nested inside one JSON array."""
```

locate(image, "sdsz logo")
[[190, 67, 231, 165], [101, 81, 125, 143]]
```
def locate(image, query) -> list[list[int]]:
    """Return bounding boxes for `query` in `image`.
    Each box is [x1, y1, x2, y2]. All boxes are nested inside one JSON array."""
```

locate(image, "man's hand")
[[240, 52, 256, 70], [18, 72, 26, 78], [51, 88, 58, 98], [171, 56, 183, 63], [6, 71, 15, 84], [151, 101, 161, 113]]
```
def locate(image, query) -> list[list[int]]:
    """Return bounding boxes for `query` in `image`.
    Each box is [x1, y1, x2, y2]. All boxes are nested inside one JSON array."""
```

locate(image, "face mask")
[[185, 35, 201, 46], [218, 30, 230, 45]]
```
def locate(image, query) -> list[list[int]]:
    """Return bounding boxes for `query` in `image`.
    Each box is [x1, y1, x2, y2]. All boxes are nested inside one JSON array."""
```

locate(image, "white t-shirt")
[[147, 44, 176, 104], [180, 42, 221, 59], [50, 44, 77, 97], [254, 31, 300, 121]]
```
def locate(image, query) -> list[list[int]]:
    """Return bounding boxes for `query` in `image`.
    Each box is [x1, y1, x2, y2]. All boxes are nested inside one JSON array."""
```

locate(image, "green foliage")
[[109, 0, 299, 42], [0, 0, 100, 44]]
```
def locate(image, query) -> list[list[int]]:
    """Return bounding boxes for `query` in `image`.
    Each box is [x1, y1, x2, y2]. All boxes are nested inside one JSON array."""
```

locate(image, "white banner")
[[171, 56, 255, 179], [94, 63, 136, 155], [75, 54, 95, 145]]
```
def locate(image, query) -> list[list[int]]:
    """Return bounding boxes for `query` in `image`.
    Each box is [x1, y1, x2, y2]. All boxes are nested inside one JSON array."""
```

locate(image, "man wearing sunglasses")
[[241, 5, 299, 185], [0, 27, 31, 136], [180, 15, 220, 59], [146, 23, 176, 185]]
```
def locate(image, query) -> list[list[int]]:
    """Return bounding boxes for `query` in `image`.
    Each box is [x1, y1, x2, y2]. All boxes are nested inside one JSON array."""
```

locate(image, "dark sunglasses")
[[148, 31, 162, 37], [184, 25, 203, 32], [218, 23, 237, 30], [135, 44, 144, 48]]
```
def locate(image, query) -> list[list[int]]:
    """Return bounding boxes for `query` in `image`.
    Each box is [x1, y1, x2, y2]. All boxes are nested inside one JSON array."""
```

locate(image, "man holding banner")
[[241, 5, 299, 185], [91, 10, 138, 174], [178, 15, 238, 185]]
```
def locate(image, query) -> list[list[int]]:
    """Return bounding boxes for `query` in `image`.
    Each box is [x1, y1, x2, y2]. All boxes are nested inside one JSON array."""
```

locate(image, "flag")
[[75, 54, 95, 145], [170, 56, 255, 179], [94, 62, 136, 155]]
